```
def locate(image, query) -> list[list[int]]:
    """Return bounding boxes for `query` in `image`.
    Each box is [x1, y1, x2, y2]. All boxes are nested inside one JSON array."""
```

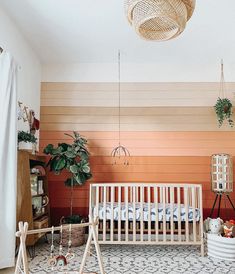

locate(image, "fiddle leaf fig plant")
[[43, 132, 92, 217], [214, 97, 234, 127]]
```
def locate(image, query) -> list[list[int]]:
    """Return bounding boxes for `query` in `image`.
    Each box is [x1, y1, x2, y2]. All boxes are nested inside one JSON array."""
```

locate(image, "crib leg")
[[201, 242, 205, 257]]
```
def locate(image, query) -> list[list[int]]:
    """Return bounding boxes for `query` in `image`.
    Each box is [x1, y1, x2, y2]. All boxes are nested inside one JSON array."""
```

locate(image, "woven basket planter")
[[60, 217, 86, 247], [61, 226, 85, 247], [125, 0, 195, 41]]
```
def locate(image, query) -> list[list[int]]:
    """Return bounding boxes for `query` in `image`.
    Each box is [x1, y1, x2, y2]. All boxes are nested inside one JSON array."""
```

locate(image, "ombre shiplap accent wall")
[[40, 82, 235, 224]]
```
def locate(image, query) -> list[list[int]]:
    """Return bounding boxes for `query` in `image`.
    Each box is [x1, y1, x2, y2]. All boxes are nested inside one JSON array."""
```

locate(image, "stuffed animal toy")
[[204, 217, 223, 234], [223, 220, 235, 238]]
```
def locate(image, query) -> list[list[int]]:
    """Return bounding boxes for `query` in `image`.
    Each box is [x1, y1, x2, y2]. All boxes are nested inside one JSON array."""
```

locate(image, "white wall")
[[0, 6, 41, 132], [42, 61, 235, 83]]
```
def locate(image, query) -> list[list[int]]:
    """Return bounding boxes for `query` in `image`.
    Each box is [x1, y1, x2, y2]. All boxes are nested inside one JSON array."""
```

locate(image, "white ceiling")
[[1, 0, 235, 68]]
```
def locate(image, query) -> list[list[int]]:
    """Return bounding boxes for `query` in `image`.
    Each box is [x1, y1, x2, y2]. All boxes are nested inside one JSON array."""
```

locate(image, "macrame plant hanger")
[[219, 59, 226, 99]]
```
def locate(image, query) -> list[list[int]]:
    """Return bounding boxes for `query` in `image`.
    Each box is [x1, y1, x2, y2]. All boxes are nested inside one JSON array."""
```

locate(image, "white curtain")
[[0, 51, 17, 268]]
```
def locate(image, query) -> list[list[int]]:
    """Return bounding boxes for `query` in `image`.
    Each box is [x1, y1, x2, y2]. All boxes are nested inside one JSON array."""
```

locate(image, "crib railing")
[[89, 183, 204, 255]]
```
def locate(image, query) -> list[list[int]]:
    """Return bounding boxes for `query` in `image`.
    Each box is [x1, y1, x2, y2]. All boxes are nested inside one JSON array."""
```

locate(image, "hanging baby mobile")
[[124, 0, 196, 41], [48, 224, 75, 271], [15, 217, 105, 274]]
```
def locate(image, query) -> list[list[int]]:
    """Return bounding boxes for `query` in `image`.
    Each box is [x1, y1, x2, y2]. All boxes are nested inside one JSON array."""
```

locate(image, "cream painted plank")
[[42, 90, 118, 99], [40, 106, 216, 116], [40, 123, 235, 131], [41, 89, 225, 100], [41, 99, 118, 107], [41, 88, 118, 100], [41, 98, 225, 107], [41, 82, 118, 92], [41, 106, 119, 115], [41, 115, 118, 124], [41, 82, 235, 92], [120, 107, 215, 116]]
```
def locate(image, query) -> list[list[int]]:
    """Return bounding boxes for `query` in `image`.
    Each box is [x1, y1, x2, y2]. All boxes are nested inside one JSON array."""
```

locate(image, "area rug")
[[28, 243, 235, 274]]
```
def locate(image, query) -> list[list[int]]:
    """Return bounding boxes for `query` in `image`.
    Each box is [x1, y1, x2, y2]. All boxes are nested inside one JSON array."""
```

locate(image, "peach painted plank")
[[40, 131, 235, 140], [39, 138, 235, 149]]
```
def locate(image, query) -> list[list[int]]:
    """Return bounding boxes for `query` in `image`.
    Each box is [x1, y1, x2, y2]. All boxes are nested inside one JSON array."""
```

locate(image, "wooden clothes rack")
[[15, 216, 105, 274]]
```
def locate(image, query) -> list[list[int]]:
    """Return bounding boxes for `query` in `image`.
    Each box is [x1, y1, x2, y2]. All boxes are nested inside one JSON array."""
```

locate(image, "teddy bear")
[[204, 217, 223, 235]]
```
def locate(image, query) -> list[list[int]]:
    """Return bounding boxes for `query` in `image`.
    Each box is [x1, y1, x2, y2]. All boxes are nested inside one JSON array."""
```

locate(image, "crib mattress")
[[97, 202, 200, 222]]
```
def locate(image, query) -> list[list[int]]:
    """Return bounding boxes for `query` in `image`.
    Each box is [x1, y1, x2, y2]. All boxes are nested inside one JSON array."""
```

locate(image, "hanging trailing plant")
[[214, 60, 234, 128], [214, 97, 234, 127]]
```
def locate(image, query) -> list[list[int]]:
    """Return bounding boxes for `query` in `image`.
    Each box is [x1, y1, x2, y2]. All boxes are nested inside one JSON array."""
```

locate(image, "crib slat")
[[154, 187, 159, 242], [199, 185, 204, 256], [192, 187, 196, 242], [130, 186, 133, 202], [110, 186, 114, 242], [162, 186, 166, 242], [125, 186, 129, 242], [170, 187, 174, 242], [160, 187, 163, 203], [166, 187, 169, 203], [103, 186, 107, 242], [136, 187, 139, 202], [184, 187, 189, 243], [133, 186, 136, 242], [177, 187, 181, 242], [148, 186, 151, 242], [140, 186, 144, 242], [95, 186, 100, 235], [118, 186, 121, 242]]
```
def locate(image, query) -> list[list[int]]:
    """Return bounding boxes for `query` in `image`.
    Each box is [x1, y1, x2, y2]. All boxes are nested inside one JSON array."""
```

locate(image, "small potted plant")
[[44, 131, 92, 246], [18, 130, 37, 152], [214, 97, 234, 127]]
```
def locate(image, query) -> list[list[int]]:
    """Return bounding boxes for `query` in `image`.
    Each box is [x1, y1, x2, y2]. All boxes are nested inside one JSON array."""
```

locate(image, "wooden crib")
[[89, 183, 204, 255]]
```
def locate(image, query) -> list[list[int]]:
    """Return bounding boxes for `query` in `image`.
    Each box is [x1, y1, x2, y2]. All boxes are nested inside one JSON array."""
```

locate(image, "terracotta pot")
[[223, 105, 229, 113]]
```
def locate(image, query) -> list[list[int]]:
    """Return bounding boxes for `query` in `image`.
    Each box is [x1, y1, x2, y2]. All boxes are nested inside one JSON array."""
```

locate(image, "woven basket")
[[125, 0, 195, 41], [61, 226, 85, 247], [60, 217, 86, 247]]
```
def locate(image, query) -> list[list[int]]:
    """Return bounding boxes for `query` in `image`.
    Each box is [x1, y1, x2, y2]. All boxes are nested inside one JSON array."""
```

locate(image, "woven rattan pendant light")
[[125, 0, 195, 41]]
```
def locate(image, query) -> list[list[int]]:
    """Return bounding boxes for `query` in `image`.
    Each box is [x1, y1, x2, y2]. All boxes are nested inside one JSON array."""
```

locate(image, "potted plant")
[[18, 130, 37, 152], [214, 97, 234, 127], [43, 131, 92, 246]]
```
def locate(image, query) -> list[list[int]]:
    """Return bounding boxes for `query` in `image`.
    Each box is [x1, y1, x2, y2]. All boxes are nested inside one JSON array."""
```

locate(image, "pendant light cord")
[[118, 50, 121, 150], [220, 59, 226, 99], [110, 50, 130, 165]]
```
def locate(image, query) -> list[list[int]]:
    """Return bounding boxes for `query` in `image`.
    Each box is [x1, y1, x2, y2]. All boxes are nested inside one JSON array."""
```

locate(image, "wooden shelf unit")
[[17, 151, 50, 246]]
